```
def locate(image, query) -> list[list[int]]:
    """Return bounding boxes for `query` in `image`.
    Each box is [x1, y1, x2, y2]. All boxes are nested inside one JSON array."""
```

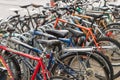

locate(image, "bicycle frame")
[[73, 12, 113, 28], [0, 45, 50, 80], [53, 17, 99, 48]]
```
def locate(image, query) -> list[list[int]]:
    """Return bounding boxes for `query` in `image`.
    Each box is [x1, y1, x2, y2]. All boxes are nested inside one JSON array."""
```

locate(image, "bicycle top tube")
[[63, 45, 116, 52], [0, 45, 40, 61], [54, 18, 91, 31]]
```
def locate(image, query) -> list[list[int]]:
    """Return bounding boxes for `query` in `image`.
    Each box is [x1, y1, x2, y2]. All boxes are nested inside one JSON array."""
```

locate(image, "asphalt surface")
[[0, 0, 50, 18]]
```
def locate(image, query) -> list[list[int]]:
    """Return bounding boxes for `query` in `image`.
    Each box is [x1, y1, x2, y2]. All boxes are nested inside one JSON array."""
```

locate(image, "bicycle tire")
[[103, 24, 120, 42], [89, 37, 120, 79], [107, 22, 120, 29], [51, 51, 112, 80], [0, 51, 21, 80]]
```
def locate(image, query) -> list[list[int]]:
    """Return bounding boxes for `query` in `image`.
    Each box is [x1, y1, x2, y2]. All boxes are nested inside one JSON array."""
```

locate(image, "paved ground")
[[0, 0, 50, 18]]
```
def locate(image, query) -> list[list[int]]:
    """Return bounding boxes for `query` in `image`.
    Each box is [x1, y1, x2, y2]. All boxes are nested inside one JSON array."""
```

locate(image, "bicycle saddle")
[[33, 31, 56, 39], [45, 30, 69, 38], [32, 14, 48, 19], [31, 4, 43, 8], [86, 13, 103, 19], [109, 4, 120, 8], [67, 28, 85, 37], [38, 40, 61, 47], [7, 27, 15, 33], [9, 15, 20, 20], [20, 4, 31, 8], [100, 7, 109, 11], [0, 18, 3, 22], [116, 5, 120, 8]]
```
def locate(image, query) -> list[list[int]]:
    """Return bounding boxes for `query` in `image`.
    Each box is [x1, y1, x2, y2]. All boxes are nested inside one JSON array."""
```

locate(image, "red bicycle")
[[0, 30, 68, 80]]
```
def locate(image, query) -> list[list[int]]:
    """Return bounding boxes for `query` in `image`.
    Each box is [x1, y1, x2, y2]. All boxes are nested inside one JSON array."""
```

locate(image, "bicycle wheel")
[[107, 22, 120, 29], [52, 51, 112, 80], [104, 23, 120, 42], [89, 37, 120, 79], [0, 51, 21, 80]]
